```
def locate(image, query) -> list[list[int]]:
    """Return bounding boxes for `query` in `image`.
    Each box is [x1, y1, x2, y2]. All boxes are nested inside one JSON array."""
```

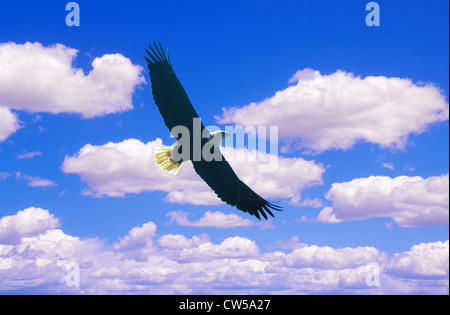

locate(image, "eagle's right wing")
[[145, 41, 205, 138]]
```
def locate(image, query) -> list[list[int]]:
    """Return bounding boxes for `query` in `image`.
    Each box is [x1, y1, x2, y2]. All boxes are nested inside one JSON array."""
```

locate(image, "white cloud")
[[272, 236, 304, 250], [317, 174, 449, 227], [61, 138, 212, 199], [386, 241, 449, 280], [157, 233, 210, 250], [15, 171, 57, 188], [221, 146, 325, 203], [0, 207, 448, 294], [0, 107, 20, 142], [282, 244, 386, 270], [217, 69, 449, 152], [176, 236, 260, 262], [61, 138, 325, 207], [166, 210, 256, 229], [0, 172, 10, 180], [16, 151, 42, 159], [292, 198, 323, 208], [0, 207, 60, 245], [0, 42, 146, 119], [113, 222, 157, 252], [382, 162, 394, 170], [113, 222, 158, 262]]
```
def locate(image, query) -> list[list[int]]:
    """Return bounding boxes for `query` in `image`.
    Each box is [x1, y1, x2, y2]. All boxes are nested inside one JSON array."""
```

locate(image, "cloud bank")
[[0, 207, 448, 294], [61, 138, 325, 206], [217, 69, 449, 152]]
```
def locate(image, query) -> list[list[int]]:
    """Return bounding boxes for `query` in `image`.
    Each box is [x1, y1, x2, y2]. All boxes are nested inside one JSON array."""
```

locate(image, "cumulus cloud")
[[113, 222, 158, 262], [0, 207, 59, 245], [157, 233, 210, 250], [386, 241, 449, 280], [61, 138, 325, 206], [166, 210, 256, 229], [0, 42, 146, 118], [0, 207, 448, 294], [176, 236, 259, 262], [282, 244, 387, 270], [114, 222, 157, 252], [317, 174, 449, 227], [0, 107, 20, 142], [61, 138, 214, 201], [217, 69, 449, 152]]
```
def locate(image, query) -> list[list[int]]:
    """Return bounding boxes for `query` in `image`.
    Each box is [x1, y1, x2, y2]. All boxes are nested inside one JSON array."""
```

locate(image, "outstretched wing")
[[145, 41, 205, 138], [192, 154, 282, 220]]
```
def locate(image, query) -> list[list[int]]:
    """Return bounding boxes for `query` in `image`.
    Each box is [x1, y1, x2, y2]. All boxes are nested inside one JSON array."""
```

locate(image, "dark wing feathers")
[[146, 41, 282, 220], [192, 157, 282, 220], [145, 41, 204, 138], [145, 40, 170, 65]]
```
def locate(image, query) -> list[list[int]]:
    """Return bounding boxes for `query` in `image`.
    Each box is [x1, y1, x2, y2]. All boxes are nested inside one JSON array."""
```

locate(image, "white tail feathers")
[[154, 145, 185, 175]]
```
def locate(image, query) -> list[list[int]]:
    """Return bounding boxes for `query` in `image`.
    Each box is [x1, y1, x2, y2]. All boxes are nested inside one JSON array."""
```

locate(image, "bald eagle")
[[145, 41, 281, 220]]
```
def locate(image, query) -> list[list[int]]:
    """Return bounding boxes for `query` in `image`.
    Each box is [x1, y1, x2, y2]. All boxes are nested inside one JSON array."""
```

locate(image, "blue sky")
[[0, 1, 448, 294]]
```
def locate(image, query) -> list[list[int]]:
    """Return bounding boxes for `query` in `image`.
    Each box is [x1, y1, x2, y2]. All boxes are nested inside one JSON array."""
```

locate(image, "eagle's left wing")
[[192, 154, 282, 220]]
